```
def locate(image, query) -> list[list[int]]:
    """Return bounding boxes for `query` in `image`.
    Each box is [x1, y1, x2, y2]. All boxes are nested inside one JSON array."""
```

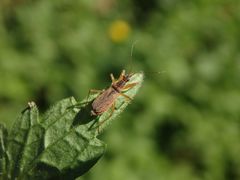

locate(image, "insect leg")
[[119, 92, 132, 101], [118, 70, 126, 79], [121, 82, 138, 91], [108, 102, 116, 118], [89, 89, 104, 93], [86, 89, 104, 102], [110, 73, 116, 83], [73, 89, 104, 108], [97, 102, 116, 132]]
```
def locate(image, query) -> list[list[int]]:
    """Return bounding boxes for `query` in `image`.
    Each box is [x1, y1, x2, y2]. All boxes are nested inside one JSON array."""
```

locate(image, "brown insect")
[[85, 42, 142, 128], [89, 69, 138, 120]]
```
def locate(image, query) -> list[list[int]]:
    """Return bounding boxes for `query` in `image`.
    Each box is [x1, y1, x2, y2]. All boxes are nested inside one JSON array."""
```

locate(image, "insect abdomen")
[[92, 88, 119, 115]]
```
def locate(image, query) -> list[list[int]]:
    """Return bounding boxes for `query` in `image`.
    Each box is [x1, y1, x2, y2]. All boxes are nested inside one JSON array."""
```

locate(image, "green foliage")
[[0, 73, 143, 179]]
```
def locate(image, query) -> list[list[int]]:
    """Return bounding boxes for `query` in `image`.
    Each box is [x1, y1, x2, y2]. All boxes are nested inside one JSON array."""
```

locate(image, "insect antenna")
[[126, 41, 166, 79], [144, 70, 166, 75], [126, 40, 138, 74], [143, 70, 166, 79]]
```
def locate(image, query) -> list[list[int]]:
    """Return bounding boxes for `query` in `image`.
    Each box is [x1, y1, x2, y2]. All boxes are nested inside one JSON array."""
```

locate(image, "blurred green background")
[[1, 0, 240, 179]]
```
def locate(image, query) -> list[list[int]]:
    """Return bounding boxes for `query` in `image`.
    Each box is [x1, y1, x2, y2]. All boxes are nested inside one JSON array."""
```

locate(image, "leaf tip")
[[28, 101, 36, 108]]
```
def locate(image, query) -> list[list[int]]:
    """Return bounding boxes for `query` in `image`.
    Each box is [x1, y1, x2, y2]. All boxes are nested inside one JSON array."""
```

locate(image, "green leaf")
[[28, 97, 106, 179], [1, 72, 143, 179], [0, 124, 8, 178], [6, 102, 44, 179]]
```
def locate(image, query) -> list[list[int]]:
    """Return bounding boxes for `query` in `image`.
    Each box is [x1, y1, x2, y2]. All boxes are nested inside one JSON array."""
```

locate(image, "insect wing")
[[92, 88, 118, 114]]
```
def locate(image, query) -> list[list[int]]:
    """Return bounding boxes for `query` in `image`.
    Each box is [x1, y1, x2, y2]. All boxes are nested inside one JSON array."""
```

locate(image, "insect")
[[89, 69, 138, 121]]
